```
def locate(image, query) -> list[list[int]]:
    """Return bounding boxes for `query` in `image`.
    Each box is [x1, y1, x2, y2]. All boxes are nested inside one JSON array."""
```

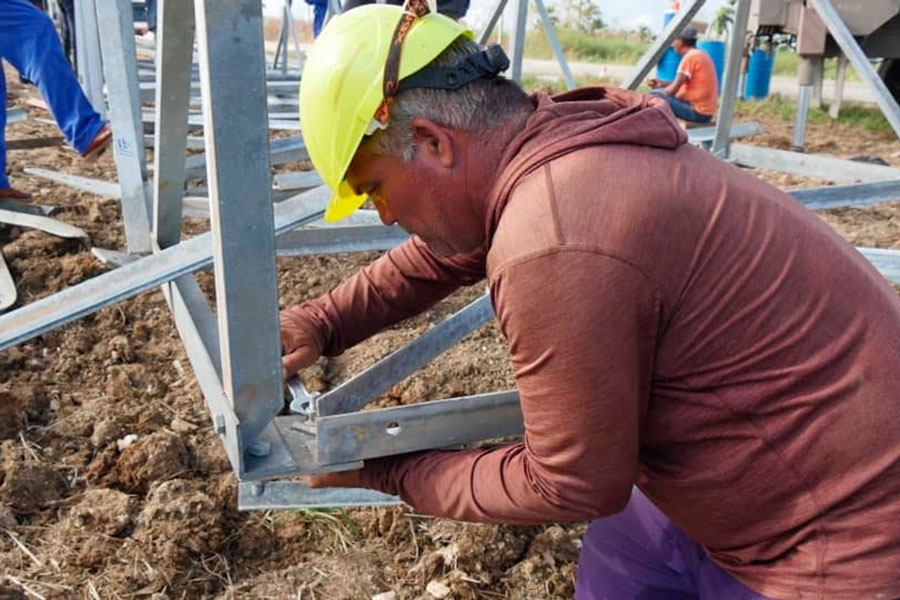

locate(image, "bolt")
[[247, 440, 271, 458], [214, 415, 226, 435]]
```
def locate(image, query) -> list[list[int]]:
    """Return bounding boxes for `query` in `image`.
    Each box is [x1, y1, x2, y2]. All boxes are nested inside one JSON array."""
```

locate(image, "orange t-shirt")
[[675, 48, 718, 116]]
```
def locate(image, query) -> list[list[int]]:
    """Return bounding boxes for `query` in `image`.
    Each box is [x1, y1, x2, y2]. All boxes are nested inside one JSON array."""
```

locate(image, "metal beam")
[[0, 252, 16, 312], [194, 0, 285, 449], [0, 209, 89, 240], [688, 122, 763, 145], [622, 0, 706, 90], [95, 0, 153, 253], [238, 481, 401, 511], [316, 391, 523, 465], [809, 0, 900, 141], [477, 0, 510, 46], [712, 0, 750, 158], [508, 0, 528, 84], [74, 0, 106, 117], [23, 168, 121, 198], [729, 144, 900, 182], [317, 295, 495, 416], [275, 224, 409, 256], [153, 0, 197, 248], [533, 0, 575, 90], [859, 247, 900, 285], [789, 180, 900, 211], [185, 135, 308, 182], [0, 188, 328, 351]]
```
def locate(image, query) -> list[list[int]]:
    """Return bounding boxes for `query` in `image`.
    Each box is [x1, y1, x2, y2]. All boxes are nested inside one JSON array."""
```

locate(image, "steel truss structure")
[[1, 0, 900, 510]]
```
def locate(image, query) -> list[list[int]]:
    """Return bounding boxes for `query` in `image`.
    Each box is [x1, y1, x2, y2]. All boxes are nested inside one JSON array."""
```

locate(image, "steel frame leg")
[[711, 0, 750, 158]]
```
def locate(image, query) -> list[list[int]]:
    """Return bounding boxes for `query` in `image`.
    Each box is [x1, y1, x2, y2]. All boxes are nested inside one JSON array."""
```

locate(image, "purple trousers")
[[576, 490, 772, 600]]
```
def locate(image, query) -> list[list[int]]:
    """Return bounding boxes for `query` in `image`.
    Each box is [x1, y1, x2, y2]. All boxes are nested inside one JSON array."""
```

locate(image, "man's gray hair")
[[366, 36, 533, 160]]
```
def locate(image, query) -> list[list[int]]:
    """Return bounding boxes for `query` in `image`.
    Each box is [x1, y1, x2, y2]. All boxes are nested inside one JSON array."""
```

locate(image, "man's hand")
[[646, 77, 663, 89], [303, 468, 365, 489], [279, 308, 321, 380]]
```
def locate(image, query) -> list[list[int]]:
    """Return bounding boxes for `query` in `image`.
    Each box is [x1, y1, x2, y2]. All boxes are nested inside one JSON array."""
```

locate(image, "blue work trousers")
[[1, 0, 104, 187], [649, 90, 713, 124]]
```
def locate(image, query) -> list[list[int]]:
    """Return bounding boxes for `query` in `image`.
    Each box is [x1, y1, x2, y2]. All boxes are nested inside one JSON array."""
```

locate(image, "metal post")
[[809, 0, 900, 140], [792, 56, 815, 152], [153, 0, 196, 249], [95, 0, 153, 253], [711, 0, 750, 158], [508, 0, 528, 84], [533, 0, 574, 90], [829, 53, 848, 119], [622, 0, 706, 90], [477, 0, 510, 45], [74, 0, 106, 117], [811, 55, 824, 109], [194, 0, 285, 450]]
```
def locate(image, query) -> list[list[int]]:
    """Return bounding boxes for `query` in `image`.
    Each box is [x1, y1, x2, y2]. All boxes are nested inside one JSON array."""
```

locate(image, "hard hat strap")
[[395, 44, 510, 93], [374, 0, 431, 125]]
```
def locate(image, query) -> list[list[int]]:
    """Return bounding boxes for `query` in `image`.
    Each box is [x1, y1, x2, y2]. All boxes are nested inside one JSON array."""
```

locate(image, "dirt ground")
[[2, 63, 900, 600]]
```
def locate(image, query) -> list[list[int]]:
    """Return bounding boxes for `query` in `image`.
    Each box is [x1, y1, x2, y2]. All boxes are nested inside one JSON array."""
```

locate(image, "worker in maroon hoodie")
[[282, 3, 900, 598]]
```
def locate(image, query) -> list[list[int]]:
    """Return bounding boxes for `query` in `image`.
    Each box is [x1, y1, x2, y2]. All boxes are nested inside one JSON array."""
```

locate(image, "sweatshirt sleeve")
[[360, 249, 662, 524], [282, 235, 486, 357]]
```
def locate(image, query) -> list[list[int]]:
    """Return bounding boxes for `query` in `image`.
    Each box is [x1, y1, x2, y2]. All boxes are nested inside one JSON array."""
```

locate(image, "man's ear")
[[410, 117, 455, 168]]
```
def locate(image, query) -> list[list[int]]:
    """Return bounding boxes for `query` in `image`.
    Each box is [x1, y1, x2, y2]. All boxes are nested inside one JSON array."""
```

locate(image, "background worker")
[[280, 3, 900, 598], [1, 0, 111, 199], [647, 26, 718, 123]]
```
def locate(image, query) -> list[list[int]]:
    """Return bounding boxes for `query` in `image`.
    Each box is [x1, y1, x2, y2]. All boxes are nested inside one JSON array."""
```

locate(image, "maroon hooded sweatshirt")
[[284, 87, 900, 599]]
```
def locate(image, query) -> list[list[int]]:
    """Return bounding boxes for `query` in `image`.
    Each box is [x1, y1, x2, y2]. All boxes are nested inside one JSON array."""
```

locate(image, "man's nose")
[[374, 199, 396, 226]]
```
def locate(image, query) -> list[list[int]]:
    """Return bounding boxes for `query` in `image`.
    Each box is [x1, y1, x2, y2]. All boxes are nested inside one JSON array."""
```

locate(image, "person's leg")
[[649, 91, 712, 124], [575, 489, 697, 599], [575, 489, 772, 600], [1, 61, 10, 190], [0, 0, 104, 154]]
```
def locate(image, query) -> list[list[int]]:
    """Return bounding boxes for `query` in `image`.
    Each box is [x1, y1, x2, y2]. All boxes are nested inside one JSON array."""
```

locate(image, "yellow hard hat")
[[299, 4, 471, 221]]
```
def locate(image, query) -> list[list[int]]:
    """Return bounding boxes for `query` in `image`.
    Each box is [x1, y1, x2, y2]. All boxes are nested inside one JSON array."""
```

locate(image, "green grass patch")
[[771, 48, 860, 81], [737, 94, 890, 132], [522, 27, 650, 64], [520, 73, 618, 94]]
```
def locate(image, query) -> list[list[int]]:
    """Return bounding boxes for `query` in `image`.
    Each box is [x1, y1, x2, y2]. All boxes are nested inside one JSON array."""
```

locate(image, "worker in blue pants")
[[1, 0, 112, 199]]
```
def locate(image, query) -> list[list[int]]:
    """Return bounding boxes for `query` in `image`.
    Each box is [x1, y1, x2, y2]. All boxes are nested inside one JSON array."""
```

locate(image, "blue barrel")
[[657, 10, 680, 82], [697, 40, 725, 92], [744, 49, 775, 100]]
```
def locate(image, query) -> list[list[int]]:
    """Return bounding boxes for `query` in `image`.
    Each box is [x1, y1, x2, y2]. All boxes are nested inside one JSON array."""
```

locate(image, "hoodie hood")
[[485, 86, 689, 240]]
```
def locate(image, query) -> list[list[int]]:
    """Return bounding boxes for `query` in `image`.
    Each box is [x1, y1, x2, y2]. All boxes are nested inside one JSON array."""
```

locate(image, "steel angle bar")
[[711, 0, 750, 158], [238, 481, 401, 511], [0, 252, 16, 312], [622, 0, 706, 90], [508, 0, 528, 83], [160, 274, 245, 473], [185, 135, 308, 182], [859, 248, 900, 285], [95, 0, 153, 254], [0, 187, 328, 351], [153, 0, 197, 248], [477, 0, 509, 45], [808, 0, 900, 141], [24, 168, 121, 198], [687, 122, 763, 145], [307, 209, 383, 228], [533, 0, 575, 90], [5, 136, 65, 150], [275, 224, 410, 256], [273, 171, 323, 191], [0, 199, 55, 217], [91, 247, 138, 267], [74, 0, 106, 116], [0, 209, 89, 240], [143, 111, 300, 131], [788, 180, 900, 211], [194, 0, 286, 449], [729, 144, 900, 183], [316, 391, 524, 465], [317, 294, 495, 416], [6, 108, 27, 125]]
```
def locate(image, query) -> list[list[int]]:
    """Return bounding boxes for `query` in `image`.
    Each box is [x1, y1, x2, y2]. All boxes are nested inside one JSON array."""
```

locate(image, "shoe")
[[81, 124, 112, 161], [0, 186, 32, 200]]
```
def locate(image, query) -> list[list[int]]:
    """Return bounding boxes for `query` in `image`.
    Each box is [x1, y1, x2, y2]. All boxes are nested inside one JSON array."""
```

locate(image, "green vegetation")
[[771, 48, 859, 81], [519, 73, 620, 94], [523, 26, 650, 64], [736, 94, 891, 133]]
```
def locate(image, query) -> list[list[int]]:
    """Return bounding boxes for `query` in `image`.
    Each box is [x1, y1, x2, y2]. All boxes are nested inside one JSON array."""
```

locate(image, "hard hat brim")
[[324, 179, 368, 222]]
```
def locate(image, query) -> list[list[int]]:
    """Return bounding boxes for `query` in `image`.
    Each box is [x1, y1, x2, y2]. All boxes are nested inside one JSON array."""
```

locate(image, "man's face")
[[345, 125, 485, 257], [673, 38, 686, 54]]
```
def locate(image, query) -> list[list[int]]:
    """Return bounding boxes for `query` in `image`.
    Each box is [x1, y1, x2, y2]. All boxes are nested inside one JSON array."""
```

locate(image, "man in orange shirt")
[[647, 26, 718, 123]]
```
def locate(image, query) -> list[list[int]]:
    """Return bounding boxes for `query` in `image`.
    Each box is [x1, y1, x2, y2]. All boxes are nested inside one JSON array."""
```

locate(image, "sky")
[[266, 0, 731, 34]]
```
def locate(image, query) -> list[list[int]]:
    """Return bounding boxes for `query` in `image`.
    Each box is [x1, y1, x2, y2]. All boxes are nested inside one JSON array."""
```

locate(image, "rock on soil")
[[0, 384, 49, 440], [107, 431, 191, 494], [68, 488, 137, 536], [0, 463, 66, 513]]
